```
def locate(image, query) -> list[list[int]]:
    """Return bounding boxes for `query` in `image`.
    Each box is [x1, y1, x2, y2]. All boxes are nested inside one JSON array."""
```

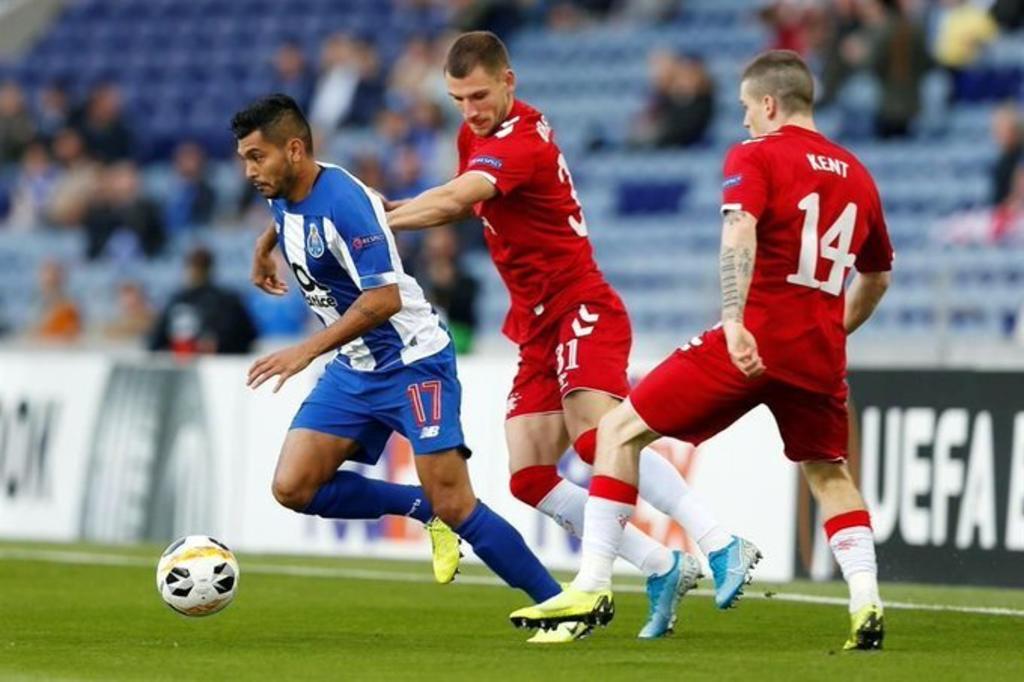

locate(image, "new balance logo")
[[420, 425, 440, 439]]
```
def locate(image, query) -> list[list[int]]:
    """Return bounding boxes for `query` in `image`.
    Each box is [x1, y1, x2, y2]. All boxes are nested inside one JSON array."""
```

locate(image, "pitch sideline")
[[2, 547, 1022, 618]]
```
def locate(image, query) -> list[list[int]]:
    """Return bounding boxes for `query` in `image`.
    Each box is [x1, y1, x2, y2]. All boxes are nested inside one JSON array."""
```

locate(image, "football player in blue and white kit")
[[231, 95, 569, 633]]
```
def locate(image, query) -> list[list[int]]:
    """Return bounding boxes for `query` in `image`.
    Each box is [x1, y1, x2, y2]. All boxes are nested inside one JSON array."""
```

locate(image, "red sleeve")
[[461, 124, 535, 196], [456, 125, 470, 176], [721, 142, 769, 219]]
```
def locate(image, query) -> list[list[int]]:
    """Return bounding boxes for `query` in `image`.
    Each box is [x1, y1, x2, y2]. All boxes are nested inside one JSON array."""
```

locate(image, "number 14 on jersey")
[[786, 192, 857, 296]]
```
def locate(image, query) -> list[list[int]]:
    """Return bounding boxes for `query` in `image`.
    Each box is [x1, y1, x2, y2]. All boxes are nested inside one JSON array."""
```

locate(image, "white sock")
[[637, 447, 732, 555], [623, 532, 676, 577], [828, 526, 881, 613], [538, 479, 674, 577], [572, 496, 634, 592]]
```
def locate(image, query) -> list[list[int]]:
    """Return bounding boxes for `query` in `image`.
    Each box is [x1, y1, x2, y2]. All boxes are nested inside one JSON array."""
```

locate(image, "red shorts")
[[630, 328, 849, 462], [506, 298, 632, 419]]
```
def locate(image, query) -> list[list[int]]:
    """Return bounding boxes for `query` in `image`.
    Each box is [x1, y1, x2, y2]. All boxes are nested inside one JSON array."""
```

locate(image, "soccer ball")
[[156, 535, 239, 616]]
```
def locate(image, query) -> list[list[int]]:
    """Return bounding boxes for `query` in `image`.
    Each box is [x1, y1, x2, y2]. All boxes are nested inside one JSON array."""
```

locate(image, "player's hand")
[[251, 250, 288, 296], [247, 344, 314, 392], [723, 321, 766, 379], [382, 197, 410, 212]]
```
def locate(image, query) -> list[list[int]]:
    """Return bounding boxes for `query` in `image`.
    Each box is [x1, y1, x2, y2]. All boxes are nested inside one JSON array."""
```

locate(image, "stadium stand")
[[0, 0, 1022, 356]]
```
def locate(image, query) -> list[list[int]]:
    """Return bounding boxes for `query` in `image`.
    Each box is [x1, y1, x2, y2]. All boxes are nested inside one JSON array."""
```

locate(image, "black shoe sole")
[[510, 595, 615, 631]]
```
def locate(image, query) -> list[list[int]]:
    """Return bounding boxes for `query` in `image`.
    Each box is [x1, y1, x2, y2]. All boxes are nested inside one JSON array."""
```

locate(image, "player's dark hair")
[[230, 93, 313, 153], [741, 50, 814, 115], [444, 31, 510, 78]]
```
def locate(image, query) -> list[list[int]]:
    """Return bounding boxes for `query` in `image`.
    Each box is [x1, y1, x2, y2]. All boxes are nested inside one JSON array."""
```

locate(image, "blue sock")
[[304, 471, 433, 524], [456, 501, 561, 603]]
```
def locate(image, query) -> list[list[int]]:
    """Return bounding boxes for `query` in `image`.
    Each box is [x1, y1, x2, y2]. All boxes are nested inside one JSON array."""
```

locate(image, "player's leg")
[[505, 334, 680, 582], [558, 304, 735, 559], [509, 396, 656, 628], [394, 347, 562, 606], [272, 431, 432, 524], [278, 371, 458, 583], [278, 371, 435, 521], [414, 448, 560, 605], [767, 384, 883, 650], [565, 391, 733, 558], [506, 410, 696, 638], [512, 338, 764, 627]]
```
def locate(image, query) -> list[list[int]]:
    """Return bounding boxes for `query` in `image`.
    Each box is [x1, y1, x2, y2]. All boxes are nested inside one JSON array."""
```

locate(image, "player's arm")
[[720, 209, 766, 378], [251, 221, 288, 296], [845, 194, 894, 334], [844, 271, 890, 334], [386, 172, 497, 231], [247, 284, 401, 392]]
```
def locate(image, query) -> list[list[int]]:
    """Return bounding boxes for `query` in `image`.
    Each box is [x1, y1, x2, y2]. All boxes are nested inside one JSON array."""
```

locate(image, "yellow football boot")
[[526, 621, 593, 644], [843, 604, 885, 651], [510, 588, 615, 630], [425, 517, 461, 584]]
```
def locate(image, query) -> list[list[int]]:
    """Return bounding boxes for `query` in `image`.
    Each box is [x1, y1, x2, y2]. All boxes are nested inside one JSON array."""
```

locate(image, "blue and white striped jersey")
[[269, 163, 449, 372]]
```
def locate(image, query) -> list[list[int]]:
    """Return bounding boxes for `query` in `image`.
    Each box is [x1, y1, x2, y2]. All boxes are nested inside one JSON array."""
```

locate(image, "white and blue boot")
[[637, 550, 703, 639], [708, 536, 762, 609]]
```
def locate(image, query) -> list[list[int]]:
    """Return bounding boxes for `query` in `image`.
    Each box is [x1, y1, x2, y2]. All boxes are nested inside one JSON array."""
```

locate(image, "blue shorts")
[[290, 345, 469, 464]]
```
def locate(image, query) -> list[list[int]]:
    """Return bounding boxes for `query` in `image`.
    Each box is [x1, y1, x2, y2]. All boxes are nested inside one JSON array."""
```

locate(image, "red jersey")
[[457, 99, 612, 343], [721, 125, 894, 394]]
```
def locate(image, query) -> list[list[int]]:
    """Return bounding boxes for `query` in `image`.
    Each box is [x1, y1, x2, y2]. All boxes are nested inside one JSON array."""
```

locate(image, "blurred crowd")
[[3, 0, 1024, 350]]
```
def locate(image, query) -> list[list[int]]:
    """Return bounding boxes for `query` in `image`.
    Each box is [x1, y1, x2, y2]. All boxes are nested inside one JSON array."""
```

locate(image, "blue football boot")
[[637, 550, 702, 639], [708, 536, 762, 609]]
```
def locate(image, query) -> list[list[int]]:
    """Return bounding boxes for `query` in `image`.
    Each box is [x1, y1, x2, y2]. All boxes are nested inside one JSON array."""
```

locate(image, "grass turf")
[[1, 542, 1022, 682]]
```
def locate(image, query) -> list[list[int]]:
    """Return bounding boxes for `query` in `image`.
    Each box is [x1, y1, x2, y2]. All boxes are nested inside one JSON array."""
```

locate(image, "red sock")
[[509, 465, 562, 507], [573, 428, 597, 465], [589, 475, 638, 505], [824, 509, 872, 539]]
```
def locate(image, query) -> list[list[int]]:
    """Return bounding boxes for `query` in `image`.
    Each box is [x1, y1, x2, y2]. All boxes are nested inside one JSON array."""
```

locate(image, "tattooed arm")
[[247, 285, 402, 392], [720, 210, 766, 378]]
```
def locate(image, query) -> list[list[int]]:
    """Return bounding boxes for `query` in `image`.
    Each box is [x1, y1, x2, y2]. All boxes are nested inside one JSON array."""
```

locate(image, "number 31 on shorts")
[[556, 339, 580, 376]]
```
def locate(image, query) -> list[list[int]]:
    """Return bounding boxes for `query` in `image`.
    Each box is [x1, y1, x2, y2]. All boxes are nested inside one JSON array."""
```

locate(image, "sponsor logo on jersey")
[[723, 174, 743, 189], [306, 223, 325, 258], [303, 292, 338, 308], [469, 155, 503, 170], [352, 234, 386, 250], [419, 425, 440, 439]]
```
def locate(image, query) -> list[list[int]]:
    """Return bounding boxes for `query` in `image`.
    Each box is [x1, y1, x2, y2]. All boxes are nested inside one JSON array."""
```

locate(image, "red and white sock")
[[510, 466, 673, 577], [825, 510, 881, 613], [572, 476, 637, 592], [574, 430, 731, 556]]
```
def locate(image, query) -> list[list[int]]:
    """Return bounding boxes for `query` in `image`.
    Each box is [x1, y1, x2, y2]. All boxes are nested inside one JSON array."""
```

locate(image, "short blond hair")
[[741, 50, 814, 115]]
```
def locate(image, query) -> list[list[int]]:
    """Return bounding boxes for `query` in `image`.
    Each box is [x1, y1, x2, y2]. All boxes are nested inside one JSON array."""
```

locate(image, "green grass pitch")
[[1, 542, 1022, 681]]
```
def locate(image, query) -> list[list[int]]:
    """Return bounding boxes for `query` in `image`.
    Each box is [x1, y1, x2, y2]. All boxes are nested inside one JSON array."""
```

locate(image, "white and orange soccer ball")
[[156, 535, 239, 617]]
